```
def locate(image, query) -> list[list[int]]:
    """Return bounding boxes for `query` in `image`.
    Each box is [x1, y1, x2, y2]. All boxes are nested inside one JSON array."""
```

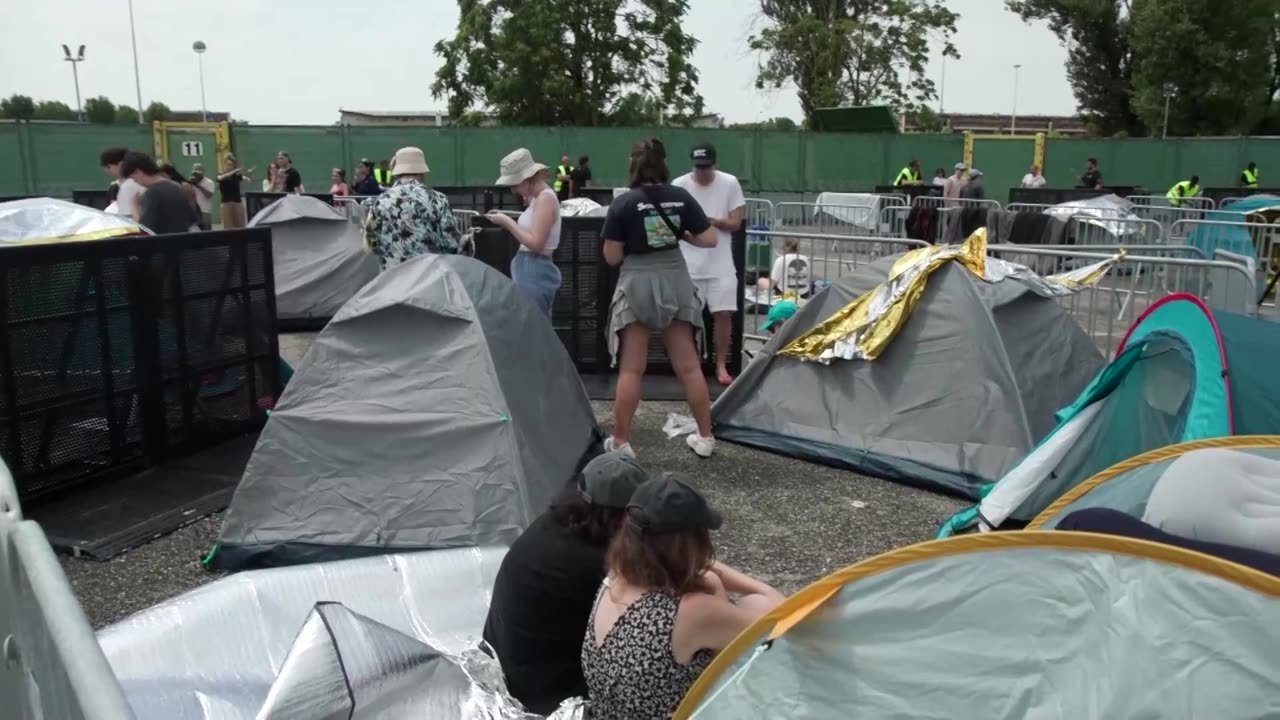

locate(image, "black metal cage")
[[0, 228, 282, 504]]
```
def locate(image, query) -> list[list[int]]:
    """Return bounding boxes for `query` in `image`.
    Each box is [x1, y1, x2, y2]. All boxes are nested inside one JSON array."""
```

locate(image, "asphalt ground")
[[59, 331, 966, 629]]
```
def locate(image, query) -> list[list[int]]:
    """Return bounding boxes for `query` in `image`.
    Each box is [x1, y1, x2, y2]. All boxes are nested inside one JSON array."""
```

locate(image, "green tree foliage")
[[1, 94, 36, 120], [727, 117, 799, 131], [432, 0, 704, 126], [750, 0, 959, 126], [143, 101, 173, 124], [912, 106, 945, 133], [115, 105, 141, 124], [83, 96, 116, 124], [1006, 0, 1143, 137], [610, 93, 665, 126], [1130, 0, 1277, 136], [33, 100, 76, 121]]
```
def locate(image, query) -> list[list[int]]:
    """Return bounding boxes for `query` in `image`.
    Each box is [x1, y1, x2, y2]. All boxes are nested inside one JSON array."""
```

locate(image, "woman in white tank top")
[[487, 148, 563, 319]]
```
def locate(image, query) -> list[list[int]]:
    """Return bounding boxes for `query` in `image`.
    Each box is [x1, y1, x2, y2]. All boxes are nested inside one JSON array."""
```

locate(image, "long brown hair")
[[607, 520, 715, 594], [627, 137, 670, 188]]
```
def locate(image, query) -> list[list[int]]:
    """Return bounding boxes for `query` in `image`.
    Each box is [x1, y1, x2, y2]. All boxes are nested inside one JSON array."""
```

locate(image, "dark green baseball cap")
[[626, 473, 722, 533], [579, 451, 649, 508]]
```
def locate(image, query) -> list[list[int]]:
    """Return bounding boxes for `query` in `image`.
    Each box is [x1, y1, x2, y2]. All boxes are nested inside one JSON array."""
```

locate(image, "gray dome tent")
[[207, 254, 600, 570], [712, 253, 1105, 497], [248, 195, 379, 328]]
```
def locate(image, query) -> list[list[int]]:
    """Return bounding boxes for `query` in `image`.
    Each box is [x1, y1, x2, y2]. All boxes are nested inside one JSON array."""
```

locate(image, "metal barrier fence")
[[1006, 203, 1056, 214], [745, 198, 774, 229], [1069, 215, 1164, 247], [1128, 204, 1231, 236], [1127, 194, 1216, 211], [742, 230, 928, 340], [1, 454, 133, 720], [909, 196, 1003, 211], [774, 200, 885, 236], [984, 244, 1257, 353]]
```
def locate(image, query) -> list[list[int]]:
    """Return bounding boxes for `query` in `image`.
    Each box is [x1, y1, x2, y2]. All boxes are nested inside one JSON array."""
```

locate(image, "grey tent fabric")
[[209, 254, 599, 569], [249, 195, 380, 323], [712, 254, 1104, 497], [681, 536, 1280, 718]]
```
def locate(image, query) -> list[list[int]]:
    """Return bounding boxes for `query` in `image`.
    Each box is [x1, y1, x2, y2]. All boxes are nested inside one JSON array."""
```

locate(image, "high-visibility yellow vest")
[[1243, 167, 1259, 188], [894, 167, 920, 186], [553, 165, 571, 193], [374, 168, 391, 185], [1166, 180, 1200, 206]]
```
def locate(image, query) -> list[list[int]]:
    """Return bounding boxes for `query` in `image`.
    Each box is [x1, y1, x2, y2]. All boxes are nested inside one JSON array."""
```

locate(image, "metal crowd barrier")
[[909, 196, 1003, 211], [1127, 194, 1216, 211], [741, 230, 928, 341], [1128, 204, 1232, 236], [1069, 215, 1163, 247], [1006, 203, 1057, 214], [1, 456, 134, 720], [774, 201, 882, 237], [745, 197, 774, 228], [984, 245, 1257, 353]]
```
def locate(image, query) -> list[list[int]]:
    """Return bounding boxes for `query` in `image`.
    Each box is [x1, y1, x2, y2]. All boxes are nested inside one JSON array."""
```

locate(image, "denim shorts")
[[511, 251, 561, 319]]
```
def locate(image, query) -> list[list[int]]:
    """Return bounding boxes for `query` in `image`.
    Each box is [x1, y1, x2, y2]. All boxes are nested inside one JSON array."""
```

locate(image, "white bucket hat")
[[390, 146, 429, 176], [495, 148, 548, 186]]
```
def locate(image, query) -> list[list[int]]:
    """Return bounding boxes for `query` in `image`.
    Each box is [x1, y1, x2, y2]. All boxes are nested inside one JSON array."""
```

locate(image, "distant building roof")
[[340, 110, 450, 119], [169, 110, 232, 123], [903, 112, 1088, 136]]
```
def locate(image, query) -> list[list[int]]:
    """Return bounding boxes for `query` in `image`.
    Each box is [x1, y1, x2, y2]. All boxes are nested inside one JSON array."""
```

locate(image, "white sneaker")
[[685, 433, 715, 458], [603, 436, 637, 458]]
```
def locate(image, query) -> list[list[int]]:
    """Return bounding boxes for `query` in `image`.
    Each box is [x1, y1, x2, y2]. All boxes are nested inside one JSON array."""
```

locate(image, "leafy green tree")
[[610, 92, 665, 126], [432, 0, 704, 126], [912, 106, 945, 133], [0, 94, 36, 120], [1131, 0, 1276, 136], [33, 100, 76, 121], [143, 101, 173, 123], [750, 0, 959, 127], [1006, 0, 1144, 136], [83, 96, 116, 124], [114, 105, 140, 124], [727, 116, 799, 131]]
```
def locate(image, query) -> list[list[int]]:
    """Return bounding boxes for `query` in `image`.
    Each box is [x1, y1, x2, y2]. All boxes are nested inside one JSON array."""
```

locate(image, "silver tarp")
[[0, 197, 146, 244], [560, 198, 605, 217], [1043, 194, 1139, 236], [96, 547, 582, 719]]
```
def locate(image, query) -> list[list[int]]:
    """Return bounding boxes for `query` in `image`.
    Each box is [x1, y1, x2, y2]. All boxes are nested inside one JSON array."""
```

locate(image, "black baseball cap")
[[626, 473, 722, 533], [691, 143, 717, 168], [579, 451, 649, 508]]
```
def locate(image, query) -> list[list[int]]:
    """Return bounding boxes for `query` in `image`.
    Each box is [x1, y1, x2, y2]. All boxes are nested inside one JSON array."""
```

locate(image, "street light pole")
[[1011, 64, 1022, 135], [1162, 84, 1175, 139], [61, 44, 86, 122], [192, 41, 208, 122], [128, 0, 144, 123]]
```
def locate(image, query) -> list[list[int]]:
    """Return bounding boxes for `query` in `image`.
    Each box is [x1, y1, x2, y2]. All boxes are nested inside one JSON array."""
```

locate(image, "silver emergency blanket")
[[1043, 193, 1139, 236], [0, 196, 146, 244], [248, 194, 380, 321], [560, 197, 605, 217], [811, 192, 881, 233], [98, 547, 533, 718]]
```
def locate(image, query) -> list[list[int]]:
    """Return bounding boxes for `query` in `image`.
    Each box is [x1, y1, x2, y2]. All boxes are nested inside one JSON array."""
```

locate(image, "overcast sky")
[[1, 0, 1077, 125]]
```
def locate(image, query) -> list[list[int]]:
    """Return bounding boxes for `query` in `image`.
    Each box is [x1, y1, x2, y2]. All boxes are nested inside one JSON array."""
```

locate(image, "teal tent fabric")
[[1190, 194, 1280, 258], [1216, 310, 1280, 434]]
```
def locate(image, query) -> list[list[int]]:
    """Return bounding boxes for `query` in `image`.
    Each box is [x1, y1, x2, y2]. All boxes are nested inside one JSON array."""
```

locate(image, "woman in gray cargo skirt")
[[601, 137, 720, 459]]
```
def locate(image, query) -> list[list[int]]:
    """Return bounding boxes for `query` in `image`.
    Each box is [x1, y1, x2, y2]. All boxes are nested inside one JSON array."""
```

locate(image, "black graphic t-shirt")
[[602, 184, 711, 256]]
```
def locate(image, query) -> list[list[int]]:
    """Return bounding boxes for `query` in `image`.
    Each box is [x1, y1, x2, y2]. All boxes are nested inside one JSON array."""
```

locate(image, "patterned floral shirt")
[[362, 178, 462, 270]]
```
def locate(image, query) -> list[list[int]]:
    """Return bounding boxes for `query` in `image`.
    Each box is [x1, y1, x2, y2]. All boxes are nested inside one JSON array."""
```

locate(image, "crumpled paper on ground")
[[664, 413, 699, 438]]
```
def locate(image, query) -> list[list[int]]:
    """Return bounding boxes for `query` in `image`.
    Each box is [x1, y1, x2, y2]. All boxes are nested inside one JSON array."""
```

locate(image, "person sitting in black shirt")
[[482, 451, 650, 715], [119, 151, 199, 234], [570, 155, 593, 198]]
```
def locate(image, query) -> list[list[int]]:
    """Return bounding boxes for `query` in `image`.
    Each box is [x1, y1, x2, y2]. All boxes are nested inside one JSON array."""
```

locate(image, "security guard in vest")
[[1242, 162, 1260, 189], [373, 161, 393, 188], [553, 154, 573, 201], [894, 159, 923, 187], [1166, 175, 1201, 207]]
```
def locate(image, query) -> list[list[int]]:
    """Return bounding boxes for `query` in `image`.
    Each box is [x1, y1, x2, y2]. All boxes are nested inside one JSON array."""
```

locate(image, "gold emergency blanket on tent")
[[779, 229, 1123, 363]]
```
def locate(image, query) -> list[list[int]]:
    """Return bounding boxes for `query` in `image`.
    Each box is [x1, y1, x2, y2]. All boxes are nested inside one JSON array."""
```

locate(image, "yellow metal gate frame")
[[962, 131, 1046, 170], [151, 121, 232, 167]]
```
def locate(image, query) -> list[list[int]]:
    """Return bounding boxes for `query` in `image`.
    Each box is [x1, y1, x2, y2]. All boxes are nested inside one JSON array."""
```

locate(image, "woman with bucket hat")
[[486, 148, 563, 318], [582, 473, 784, 719], [361, 146, 463, 270]]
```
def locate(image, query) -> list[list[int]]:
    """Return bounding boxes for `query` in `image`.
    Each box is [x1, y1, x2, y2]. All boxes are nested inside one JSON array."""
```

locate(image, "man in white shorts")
[[675, 143, 744, 385]]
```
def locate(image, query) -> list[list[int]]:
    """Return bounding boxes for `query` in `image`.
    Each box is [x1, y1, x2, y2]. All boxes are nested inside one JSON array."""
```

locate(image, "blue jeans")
[[511, 252, 561, 319]]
